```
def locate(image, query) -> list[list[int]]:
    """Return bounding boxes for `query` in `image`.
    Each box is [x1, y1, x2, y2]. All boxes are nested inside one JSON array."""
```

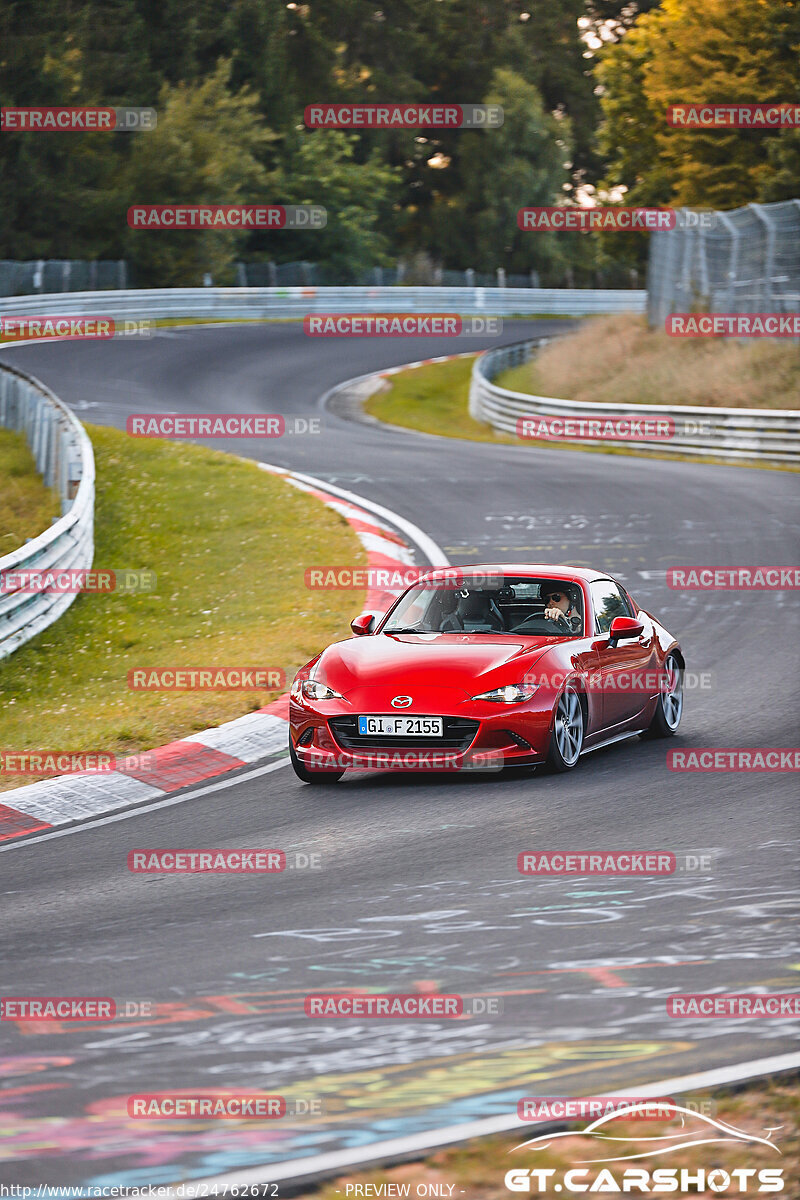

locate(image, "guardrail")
[[469, 339, 800, 465], [0, 285, 647, 320], [0, 364, 95, 660]]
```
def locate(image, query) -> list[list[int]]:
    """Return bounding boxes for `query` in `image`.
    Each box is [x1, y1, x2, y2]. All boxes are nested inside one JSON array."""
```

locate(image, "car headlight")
[[301, 679, 343, 701], [472, 683, 540, 703]]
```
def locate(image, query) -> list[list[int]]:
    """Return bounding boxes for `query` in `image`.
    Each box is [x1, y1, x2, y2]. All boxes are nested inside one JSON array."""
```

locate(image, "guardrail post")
[[0, 364, 95, 660]]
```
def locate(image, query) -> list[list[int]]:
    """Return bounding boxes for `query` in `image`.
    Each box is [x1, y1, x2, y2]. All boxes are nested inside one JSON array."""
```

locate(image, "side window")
[[590, 580, 632, 634]]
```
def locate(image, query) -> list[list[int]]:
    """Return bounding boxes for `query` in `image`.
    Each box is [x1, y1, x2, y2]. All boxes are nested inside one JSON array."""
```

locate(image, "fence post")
[[748, 203, 775, 310]]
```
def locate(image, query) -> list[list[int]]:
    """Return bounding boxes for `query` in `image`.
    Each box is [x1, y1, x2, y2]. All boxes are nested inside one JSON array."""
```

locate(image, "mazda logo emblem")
[[391, 695, 412, 708]]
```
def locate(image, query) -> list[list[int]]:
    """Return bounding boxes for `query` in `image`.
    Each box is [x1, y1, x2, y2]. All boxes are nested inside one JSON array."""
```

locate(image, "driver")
[[542, 586, 582, 632]]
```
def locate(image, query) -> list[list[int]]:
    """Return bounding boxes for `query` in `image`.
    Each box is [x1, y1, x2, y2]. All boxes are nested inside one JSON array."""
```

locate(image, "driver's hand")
[[544, 606, 565, 621]]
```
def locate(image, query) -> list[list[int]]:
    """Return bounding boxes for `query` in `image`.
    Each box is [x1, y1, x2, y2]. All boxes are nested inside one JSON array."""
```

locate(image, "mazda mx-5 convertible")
[[289, 565, 684, 783]]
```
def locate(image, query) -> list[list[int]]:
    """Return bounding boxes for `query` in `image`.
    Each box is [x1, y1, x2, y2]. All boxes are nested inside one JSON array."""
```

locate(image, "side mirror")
[[350, 612, 375, 636], [608, 615, 644, 647]]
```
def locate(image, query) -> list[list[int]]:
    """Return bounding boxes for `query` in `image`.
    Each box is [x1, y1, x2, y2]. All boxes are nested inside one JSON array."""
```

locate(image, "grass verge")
[[0, 425, 365, 792], [496, 313, 800, 410], [302, 1079, 799, 1199], [0, 427, 60, 557], [364, 357, 514, 445], [364, 327, 797, 469]]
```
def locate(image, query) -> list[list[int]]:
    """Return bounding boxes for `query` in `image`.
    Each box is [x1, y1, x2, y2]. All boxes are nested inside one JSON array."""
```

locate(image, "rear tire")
[[642, 653, 683, 739], [289, 739, 344, 784], [545, 685, 584, 773]]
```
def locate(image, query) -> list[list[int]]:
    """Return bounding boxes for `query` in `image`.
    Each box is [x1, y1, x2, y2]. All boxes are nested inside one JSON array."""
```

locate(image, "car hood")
[[317, 632, 558, 697]]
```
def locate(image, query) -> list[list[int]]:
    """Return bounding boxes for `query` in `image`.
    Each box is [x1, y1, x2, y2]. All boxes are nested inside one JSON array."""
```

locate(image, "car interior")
[[385, 578, 585, 636]]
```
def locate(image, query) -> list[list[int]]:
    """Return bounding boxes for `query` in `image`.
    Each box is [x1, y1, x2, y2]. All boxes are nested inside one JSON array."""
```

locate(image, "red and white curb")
[[378, 350, 478, 376], [0, 467, 448, 845]]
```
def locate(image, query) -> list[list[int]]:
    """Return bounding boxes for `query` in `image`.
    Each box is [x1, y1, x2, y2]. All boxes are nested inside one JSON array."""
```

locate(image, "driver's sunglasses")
[[543, 592, 564, 603]]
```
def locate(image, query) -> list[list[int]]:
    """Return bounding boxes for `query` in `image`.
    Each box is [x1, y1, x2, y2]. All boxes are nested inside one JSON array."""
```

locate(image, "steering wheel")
[[543, 614, 571, 633]]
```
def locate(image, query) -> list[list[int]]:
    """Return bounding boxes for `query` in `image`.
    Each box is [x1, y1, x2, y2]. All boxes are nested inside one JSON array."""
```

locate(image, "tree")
[[598, 0, 800, 210], [425, 69, 571, 276], [264, 131, 400, 280], [122, 62, 273, 285]]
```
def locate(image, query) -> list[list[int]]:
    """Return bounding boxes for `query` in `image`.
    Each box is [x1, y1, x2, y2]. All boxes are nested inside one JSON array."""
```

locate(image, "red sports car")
[[289, 565, 684, 783]]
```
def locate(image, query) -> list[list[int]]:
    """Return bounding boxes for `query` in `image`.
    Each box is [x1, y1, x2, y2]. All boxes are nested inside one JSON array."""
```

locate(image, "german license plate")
[[357, 715, 444, 737]]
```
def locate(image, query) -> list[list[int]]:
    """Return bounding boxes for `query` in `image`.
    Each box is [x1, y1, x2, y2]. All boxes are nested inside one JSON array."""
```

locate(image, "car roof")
[[418, 564, 616, 584]]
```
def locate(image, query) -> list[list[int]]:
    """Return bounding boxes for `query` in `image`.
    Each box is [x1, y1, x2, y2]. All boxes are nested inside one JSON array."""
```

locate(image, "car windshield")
[[381, 576, 584, 636]]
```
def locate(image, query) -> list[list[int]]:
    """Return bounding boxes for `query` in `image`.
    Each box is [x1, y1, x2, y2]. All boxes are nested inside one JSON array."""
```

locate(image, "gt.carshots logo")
[[505, 1103, 784, 1193]]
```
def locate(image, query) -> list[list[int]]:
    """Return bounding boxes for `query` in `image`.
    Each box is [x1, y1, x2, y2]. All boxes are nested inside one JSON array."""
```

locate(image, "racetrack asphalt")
[[0, 321, 798, 1187]]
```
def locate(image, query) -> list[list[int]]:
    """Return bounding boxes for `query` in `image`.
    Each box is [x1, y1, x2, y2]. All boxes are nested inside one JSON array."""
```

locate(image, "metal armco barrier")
[[469, 339, 800, 466], [0, 285, 646, 320], [0, 364, 95, 660]]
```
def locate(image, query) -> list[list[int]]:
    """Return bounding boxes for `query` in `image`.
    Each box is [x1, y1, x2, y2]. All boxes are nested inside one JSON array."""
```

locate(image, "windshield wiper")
[[384, 626, 431, 634]]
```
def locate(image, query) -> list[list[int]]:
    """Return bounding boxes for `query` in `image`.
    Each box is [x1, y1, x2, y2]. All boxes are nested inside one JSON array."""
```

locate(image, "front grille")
[[329, 716, 479, 752]]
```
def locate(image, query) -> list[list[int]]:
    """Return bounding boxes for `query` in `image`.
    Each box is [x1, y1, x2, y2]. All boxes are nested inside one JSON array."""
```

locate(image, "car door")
[[590, 579, 657, 729]]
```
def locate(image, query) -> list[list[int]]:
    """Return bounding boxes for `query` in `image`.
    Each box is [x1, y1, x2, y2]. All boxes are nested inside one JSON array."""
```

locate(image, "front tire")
[[642, 653, 683, 738], [289, 740, 344, 784], [546, 685, 585, 773]]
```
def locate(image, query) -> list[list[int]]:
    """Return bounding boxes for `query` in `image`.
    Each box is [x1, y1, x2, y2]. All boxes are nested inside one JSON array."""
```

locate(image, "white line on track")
[[167, 1050, 800, 1190], [259, 462, 450, 568], [0, 470, 446, 854]]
